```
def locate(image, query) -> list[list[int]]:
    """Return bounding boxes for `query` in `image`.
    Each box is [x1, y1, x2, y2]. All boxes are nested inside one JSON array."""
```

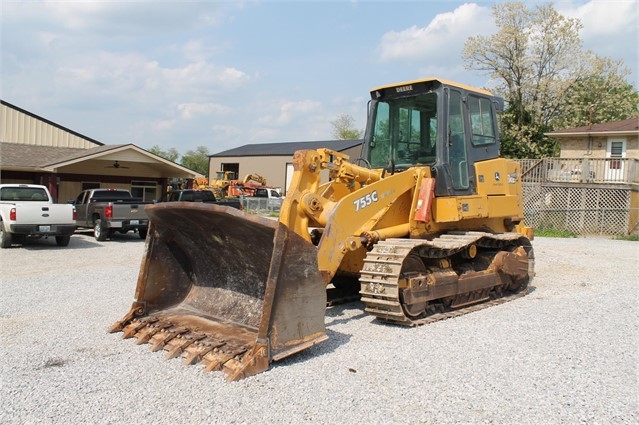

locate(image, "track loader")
[[110, 78, 534, 381]]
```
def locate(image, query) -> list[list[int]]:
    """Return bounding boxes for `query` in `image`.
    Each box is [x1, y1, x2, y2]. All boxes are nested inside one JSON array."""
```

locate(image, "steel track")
[[359, 232, 534, 326]]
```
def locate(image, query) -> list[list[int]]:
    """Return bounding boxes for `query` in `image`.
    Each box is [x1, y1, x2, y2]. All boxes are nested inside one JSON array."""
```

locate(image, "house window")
[[82, 182, 100, 191], [131, 181, 157, 202], [607, 139, 626, 170]]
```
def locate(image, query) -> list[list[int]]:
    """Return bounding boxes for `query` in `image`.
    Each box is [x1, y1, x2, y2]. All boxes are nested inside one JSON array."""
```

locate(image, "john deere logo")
[[494, 172, 501, 181]]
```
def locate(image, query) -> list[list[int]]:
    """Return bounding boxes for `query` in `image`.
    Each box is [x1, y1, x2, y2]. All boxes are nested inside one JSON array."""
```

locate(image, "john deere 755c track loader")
[[110, 78, 534, 381]]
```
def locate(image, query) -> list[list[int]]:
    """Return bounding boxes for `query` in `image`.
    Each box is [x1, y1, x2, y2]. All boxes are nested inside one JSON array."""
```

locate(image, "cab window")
[[469, 95, 496, 146], [368, 93, 437, 169]]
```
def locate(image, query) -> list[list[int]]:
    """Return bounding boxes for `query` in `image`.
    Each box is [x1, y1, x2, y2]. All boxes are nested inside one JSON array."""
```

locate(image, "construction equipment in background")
[[192, 172, 270, 197], [227, 173, 268, 197], [207, 171, 238, 197], [110, 77, 534, 381], [191, 177, 209, 191]]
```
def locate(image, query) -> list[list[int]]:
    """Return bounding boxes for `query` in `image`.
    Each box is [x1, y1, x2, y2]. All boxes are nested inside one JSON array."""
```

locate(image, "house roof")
[[546, 118, 639, 137], [0, 143, 88, 169], [211, 139, 363, 157], [0, 142, 203, 177]]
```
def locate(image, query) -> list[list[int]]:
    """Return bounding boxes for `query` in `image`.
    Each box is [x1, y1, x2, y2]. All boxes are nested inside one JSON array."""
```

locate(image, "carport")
[[0, 142, 202, 203]]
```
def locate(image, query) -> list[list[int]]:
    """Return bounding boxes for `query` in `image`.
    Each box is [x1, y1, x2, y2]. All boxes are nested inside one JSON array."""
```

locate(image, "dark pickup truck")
[[73, 189, 151, 241], [160, 189, 242, 210]]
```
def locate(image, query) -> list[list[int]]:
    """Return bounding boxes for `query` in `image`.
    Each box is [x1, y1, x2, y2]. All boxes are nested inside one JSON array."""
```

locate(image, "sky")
[[1, 0, 637, 156]]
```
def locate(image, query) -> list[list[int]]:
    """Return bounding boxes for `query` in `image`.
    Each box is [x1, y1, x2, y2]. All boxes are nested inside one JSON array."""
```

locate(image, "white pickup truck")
[[241, 187, 283, 212], [0, 184, 77, 248]]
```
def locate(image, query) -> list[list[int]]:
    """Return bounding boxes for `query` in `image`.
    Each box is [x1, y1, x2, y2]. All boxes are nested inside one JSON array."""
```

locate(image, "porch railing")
[[517, 157, 639, 185]]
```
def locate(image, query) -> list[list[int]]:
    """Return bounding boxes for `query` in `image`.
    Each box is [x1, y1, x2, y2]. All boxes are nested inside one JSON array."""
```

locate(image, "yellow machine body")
[[111, 78, 534, 380]]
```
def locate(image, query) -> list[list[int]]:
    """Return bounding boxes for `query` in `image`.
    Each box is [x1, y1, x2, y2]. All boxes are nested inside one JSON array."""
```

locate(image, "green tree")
[[553, 54, 639, 129], [148, 145, 180, 162], [180, 146, 210, 175], [331, 114, 363, 140], [463, 1, 637, 158], [499, 112, 556, 158]]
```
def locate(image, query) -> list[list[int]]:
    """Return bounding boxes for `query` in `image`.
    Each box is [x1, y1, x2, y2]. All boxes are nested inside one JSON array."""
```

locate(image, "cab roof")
[[370, 77, 493, 97]]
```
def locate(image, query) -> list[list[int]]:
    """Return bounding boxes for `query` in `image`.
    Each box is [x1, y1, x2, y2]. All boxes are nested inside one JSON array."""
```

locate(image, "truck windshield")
[[0, 187, 48, 202], [368, 92, 438, 169], [91, 190, 131, 199]]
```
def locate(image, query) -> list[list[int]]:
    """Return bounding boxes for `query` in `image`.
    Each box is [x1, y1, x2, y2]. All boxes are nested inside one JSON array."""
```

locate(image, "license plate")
[[130, 220, 139, 225], [39, 225, 51, 232]]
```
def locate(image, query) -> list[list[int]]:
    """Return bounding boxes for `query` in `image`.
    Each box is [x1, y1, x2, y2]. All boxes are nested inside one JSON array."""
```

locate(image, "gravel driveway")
[[1, 232, 637, 424]]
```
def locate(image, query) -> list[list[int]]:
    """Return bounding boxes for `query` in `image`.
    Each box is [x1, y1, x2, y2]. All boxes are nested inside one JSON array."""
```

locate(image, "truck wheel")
[[12, 235, 26, 245], [0, 226, 12, 248], [138, 227, 148, 239], [94, 219, 108, 241], [55, 235, 71, 247]]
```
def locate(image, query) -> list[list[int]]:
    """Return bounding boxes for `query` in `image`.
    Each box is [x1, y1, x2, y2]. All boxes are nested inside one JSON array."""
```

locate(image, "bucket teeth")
[[149, 326, 188, 352], [203, 351, 234, 372], [182, 339, 226, 365], [122, 317, 159, 339], [165, 332, 206, 360], [202, 346, 247, 375], [221, 357, 243, 376], [135, 320, 173, 345]]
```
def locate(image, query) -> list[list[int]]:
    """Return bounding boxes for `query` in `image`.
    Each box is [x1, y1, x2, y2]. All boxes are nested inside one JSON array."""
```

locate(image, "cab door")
[[447, 89, 471, 194]]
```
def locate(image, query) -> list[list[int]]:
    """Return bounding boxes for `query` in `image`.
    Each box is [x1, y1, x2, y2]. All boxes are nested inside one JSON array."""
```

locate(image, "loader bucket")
[[109, 202, 327, 381]]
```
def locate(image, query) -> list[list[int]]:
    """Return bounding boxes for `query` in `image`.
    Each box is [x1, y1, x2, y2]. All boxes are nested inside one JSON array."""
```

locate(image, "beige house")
[[209, 140, 363, 194], [544, 118, 639, 184], [0, 100, 202, 203], [518, 118, 639, 236], [547, 118, 638, 159]]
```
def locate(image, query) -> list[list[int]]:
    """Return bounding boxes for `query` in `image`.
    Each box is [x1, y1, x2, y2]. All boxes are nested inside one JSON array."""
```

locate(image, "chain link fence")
[[240, 196, 283, 214]]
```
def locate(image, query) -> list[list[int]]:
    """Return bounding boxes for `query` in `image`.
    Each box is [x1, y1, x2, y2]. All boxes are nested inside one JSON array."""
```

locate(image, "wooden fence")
[[516, 158, 639, 236]]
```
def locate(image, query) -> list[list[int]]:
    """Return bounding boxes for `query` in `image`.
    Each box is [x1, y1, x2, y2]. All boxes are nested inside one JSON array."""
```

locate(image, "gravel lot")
[[1, 232, 637, 424]]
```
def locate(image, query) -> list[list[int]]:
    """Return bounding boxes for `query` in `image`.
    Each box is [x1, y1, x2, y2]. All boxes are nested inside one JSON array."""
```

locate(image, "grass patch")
[[614, 234, 639, 241], [534, 228, 578, 238]]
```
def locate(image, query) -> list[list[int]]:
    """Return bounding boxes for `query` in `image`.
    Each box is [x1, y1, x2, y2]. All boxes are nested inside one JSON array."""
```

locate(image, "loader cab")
[[362, 78, 502, 197]]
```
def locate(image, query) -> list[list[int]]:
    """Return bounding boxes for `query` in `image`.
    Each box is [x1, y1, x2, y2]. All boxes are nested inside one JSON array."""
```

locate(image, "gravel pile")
[[1, 232, 637, 424]]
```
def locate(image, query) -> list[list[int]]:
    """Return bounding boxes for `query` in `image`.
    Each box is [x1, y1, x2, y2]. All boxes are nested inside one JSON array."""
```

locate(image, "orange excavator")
[[227, 173, 268, 197]]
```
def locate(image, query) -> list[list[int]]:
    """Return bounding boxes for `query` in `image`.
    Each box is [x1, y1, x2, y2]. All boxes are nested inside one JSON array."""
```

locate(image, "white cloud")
[[377, 3, 493, 63], [557, 0, 637, 85], [35, 0, 225, 35], [258, 99, 322, 126], [558, 0, 637, 37], [251, 128, 279, 141], [160, 61, 249, 93], [211, 124, 241, 139], [181, 39, 231, 62], [49, 50, 248, 107], [377, 1, 637, 87], [178, 102, 230, 119], [152, 119, 176, 131]]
